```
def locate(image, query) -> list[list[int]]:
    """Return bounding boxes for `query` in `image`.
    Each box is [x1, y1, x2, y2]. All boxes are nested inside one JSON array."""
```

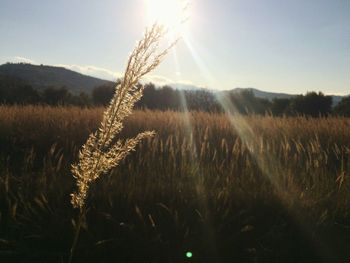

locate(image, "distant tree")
[[12, 85, 40, 104], [137, 83, 158, 109], [158, 86, 180, 110], [333, 96, 350, 117], [138, 86, 222, 112], [0, 72, 339, 115], [70, 92, 92, 106], [226, 90, 249, 114], [270, 98, 291, 116], [0, 75, 40, 104], [137, 84, 181, 110], [289, 92, 332, 117], [185, 90, 220, 112], [255, 97, 271, 115], [42, 87, 72, 105], [227, 90, 271, 115], [92, 83, 116, 105]]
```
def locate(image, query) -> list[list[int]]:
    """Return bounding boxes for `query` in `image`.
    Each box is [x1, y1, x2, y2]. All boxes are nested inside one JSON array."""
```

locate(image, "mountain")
[[168, 83, 204, 91], [229, 87, 344, 106], [0, 63, 345, 105], [229, 87, 294, 100], [0, 63, 112, 93]]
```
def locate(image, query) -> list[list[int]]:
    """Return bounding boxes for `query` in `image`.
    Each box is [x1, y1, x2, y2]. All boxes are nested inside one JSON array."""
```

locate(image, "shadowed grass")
[[0, 106, 350, 262]]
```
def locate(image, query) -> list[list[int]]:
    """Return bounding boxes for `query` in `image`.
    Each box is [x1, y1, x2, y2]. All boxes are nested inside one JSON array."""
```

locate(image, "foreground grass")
[[0, 105, 350, 262]]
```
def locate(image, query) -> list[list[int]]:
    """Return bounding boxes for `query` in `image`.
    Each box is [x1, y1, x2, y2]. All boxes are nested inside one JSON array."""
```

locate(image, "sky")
[[0, 0, 349, 95]]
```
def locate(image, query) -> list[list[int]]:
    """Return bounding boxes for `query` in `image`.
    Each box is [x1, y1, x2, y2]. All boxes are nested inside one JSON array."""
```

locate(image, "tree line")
[[1, 75, 350, 117]]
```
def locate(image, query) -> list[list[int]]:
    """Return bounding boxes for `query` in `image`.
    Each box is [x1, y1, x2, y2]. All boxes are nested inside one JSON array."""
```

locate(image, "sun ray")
[[166, 24, 221, 261], [181, 30, 332, 258], [182, 33, 221, 89]]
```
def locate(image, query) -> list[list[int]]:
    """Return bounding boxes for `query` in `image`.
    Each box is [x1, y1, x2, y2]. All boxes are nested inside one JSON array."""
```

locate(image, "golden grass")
[[1, 105, 350, 261]]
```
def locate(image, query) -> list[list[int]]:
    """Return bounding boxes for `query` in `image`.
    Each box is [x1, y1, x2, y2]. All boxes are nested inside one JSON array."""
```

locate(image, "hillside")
[[0, 63, 112, 93], [230, 87, 293, 100], [230, 87, 343, 106], [0, 63, 345, 105]]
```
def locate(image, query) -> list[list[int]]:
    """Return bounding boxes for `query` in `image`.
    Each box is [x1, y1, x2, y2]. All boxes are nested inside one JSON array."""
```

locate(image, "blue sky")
[[0, 0, 349, 94]]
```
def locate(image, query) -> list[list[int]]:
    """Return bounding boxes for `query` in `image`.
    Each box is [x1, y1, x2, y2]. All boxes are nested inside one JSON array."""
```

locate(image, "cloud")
[[55, 64, 122, 81], [141, 74, 205, 90], [143, 74, 173, 85], [174, 79, 196, 86], [12, 56, 37, 64]]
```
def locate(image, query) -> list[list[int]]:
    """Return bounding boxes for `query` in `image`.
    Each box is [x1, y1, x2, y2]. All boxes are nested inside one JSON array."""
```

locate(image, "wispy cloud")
[[143, 75, 204, 89], [55, 64, 122, 81], [12, 56, 37, 64], [143, 74, 173, 85]]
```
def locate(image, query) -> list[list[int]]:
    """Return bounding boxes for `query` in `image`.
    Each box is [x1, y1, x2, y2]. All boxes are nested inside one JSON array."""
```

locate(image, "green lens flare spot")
[[186, 251, 193, 258]]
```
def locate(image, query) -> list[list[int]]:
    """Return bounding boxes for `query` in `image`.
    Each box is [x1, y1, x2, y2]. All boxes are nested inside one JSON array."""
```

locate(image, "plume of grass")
[[68, 23, 177, 262]]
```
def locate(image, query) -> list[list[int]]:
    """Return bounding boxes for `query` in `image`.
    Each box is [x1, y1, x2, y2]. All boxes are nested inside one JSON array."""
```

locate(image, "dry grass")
[[0, 105, 350, 262]]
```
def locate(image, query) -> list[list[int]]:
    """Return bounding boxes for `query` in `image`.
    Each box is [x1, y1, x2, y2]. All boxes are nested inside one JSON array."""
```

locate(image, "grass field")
[[0, 105, 350, 262]]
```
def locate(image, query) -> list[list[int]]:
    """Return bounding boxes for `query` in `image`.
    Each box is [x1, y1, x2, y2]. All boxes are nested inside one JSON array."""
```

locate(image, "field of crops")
[[0, 105, 350, 262]]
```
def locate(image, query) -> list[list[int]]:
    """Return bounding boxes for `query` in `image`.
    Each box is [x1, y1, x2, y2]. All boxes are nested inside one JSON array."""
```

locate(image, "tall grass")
[[0, 106, 350, 262], [67, 24, 178, 262]]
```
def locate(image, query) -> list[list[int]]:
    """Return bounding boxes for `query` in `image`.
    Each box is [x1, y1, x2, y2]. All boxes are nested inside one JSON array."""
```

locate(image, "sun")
[[146, 0, 189, 32]]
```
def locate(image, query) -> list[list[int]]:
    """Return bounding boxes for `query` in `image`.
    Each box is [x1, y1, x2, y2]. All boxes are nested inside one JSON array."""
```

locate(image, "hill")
[[0, 63, 345, 106], [168, 83, 203, 91], [230, 87, 293, 100], [0, 63, 112, 93], [229, 87, 343, 106]]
